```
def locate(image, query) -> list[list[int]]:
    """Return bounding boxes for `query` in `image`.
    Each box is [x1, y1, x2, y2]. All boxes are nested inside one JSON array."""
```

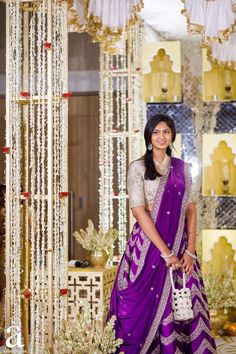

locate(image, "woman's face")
[[151, 121, 172, 151]]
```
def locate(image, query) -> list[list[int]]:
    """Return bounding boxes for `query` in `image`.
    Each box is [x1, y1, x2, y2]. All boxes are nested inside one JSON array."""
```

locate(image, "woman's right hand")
[[164, 255, 181, 270]]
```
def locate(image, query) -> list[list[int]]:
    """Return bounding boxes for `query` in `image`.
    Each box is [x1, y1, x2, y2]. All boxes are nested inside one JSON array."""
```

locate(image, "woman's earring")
[[148, 143, 153, 151]]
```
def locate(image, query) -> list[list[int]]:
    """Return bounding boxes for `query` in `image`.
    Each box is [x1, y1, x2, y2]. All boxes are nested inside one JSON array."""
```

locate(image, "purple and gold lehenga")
[[108, 157, 216, 354]]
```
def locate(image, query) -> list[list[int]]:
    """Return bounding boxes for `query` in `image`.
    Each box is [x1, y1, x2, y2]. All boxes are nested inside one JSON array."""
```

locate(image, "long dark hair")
[[142, 114, 176, 180]]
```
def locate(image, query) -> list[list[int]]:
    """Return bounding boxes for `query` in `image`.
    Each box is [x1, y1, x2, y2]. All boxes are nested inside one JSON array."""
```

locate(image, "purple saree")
[[108, 157, 216, 354]]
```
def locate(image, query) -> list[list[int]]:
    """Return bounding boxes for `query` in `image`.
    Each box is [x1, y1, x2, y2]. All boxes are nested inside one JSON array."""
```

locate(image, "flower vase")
[[210, 309, 229, 337], [89, 250, 108, 268], [227, 307, 236, 322]]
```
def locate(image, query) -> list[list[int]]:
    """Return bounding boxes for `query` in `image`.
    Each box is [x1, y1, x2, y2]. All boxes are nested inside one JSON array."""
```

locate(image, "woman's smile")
[[151, 121, 172, 150]]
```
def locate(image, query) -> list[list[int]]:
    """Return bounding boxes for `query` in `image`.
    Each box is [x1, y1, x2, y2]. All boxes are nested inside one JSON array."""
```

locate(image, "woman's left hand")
[[180, 252, 194, 275]]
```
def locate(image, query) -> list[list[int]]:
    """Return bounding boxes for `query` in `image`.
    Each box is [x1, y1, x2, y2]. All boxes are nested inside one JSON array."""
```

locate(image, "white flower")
[[73, 219, 118, 256], [55, 302, 123, 354]]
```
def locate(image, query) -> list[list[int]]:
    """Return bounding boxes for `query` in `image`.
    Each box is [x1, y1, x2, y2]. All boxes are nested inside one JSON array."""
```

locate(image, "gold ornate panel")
[[202, 134, 236, 196], [142, 41, 181, 103], [202, 230, 236, 277], [202, 48, 236, 102]]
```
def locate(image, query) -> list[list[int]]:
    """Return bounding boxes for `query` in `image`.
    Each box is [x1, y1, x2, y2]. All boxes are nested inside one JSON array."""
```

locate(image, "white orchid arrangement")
[[204, 272, 236, 310], [54, 303, 123, 354], [73, 219, 118, 256]]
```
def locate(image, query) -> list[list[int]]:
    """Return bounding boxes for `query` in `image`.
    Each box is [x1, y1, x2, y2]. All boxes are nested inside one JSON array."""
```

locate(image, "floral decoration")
[[74, 219, 118, 257], [55, 302, 123, 354], [204, 272, 236, 310]]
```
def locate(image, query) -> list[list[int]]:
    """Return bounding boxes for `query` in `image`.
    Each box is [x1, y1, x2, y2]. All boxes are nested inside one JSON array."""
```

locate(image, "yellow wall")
[[202, 229, 236, 263], [142, 41, 181, 74], [203, 134, 236, 166]]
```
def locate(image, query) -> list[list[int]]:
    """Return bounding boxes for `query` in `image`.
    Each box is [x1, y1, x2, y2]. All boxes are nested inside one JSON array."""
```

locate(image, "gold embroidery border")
[[181, 7, 236, 44], [68, 0, 144, 46], [206, 46, 236, 69]]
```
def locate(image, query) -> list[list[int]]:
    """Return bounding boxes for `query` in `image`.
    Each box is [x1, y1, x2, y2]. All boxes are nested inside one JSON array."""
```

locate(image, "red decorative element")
[[2, 146, 10, 154], [126, 97, 132, 102], [59, 288, 68, 296], [112, 128, 119, 133], [133, 128, 140, 133], [21, 192, 31, 199], [43, 42, 52, 50], [1, 338, 6, 346], [20, 91, 29, 98], [136, 66, 141, 71], [59, 191, 70, 198], [23, 290, 31, 299], [110, 66, 115, 70], [62, 92, 72, 99], [113, 192, 119, 196]]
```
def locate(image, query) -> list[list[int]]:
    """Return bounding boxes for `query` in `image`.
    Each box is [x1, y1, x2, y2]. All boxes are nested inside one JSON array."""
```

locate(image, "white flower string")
[[115, 69, 127, 254], [117, 63, 128, 254], [59, 1, 69, 324], [6, 1, 68, 352], [99, 52, 114, 232], [29, 6, 36, 349], [40, 1, 47, 348], [99, 22, 146, 257], [53, 1, 60, 335], [52, 0, 68, 333], [6, 1, 23, 352], [130, 22, 146, 161], [36, 2, 44, 350]]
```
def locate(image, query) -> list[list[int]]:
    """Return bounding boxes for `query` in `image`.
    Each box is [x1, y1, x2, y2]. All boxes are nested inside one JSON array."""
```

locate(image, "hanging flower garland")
[[7, 1, 23, 345], [99, 22, 145, 257], [6, 1, 69, 352]]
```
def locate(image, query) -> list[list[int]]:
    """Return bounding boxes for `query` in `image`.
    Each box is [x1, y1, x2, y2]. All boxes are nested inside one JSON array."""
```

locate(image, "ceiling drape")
[[68, 0, 143, 50], [182, 0, 236, 68]]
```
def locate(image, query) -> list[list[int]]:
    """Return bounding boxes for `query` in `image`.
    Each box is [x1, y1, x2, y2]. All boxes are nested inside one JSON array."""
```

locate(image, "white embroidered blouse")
[[127, 155, 195, 211]]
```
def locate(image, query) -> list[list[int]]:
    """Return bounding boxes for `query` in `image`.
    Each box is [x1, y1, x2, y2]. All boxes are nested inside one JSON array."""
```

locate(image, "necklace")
[[153, 155, 170, 173], [154, 159, 164, 167]]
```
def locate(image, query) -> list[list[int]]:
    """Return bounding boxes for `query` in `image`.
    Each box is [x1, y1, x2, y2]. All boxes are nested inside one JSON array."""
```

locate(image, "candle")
[[149, 96, 154, 102], [225, 70, 231, 86], [160, 72, 168, 89], [212, 94, 218, 101], [210, 188, 215, 196], [223, 165, 229, 180]]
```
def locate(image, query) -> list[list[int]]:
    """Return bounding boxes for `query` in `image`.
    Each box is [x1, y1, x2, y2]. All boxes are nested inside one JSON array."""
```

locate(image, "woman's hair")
[[142, 113, 176, 180]]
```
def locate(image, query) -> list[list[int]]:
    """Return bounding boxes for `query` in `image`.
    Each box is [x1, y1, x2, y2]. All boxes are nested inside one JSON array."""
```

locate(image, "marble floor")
[[216, 336, 236, 353]]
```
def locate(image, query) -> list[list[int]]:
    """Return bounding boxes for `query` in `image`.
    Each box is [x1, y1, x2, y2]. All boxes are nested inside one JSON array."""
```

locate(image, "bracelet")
[[185, 249, 197, 260], [161, 250, 174, 259]]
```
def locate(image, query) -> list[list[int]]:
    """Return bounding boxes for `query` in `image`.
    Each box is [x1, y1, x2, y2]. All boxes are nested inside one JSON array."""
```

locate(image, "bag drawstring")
[[169, 266, 186, 290]]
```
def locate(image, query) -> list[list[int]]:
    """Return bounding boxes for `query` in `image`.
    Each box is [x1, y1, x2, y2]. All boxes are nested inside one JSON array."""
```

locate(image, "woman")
[[108, 114, 216, 353]]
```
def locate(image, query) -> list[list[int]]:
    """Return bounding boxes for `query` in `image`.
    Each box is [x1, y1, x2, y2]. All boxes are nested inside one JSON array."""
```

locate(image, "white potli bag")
[[170, 267, 194, 321]]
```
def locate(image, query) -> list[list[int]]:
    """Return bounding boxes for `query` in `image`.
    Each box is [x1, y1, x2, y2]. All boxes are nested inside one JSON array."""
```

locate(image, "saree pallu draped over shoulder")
[[108, 157, 216, 354]]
